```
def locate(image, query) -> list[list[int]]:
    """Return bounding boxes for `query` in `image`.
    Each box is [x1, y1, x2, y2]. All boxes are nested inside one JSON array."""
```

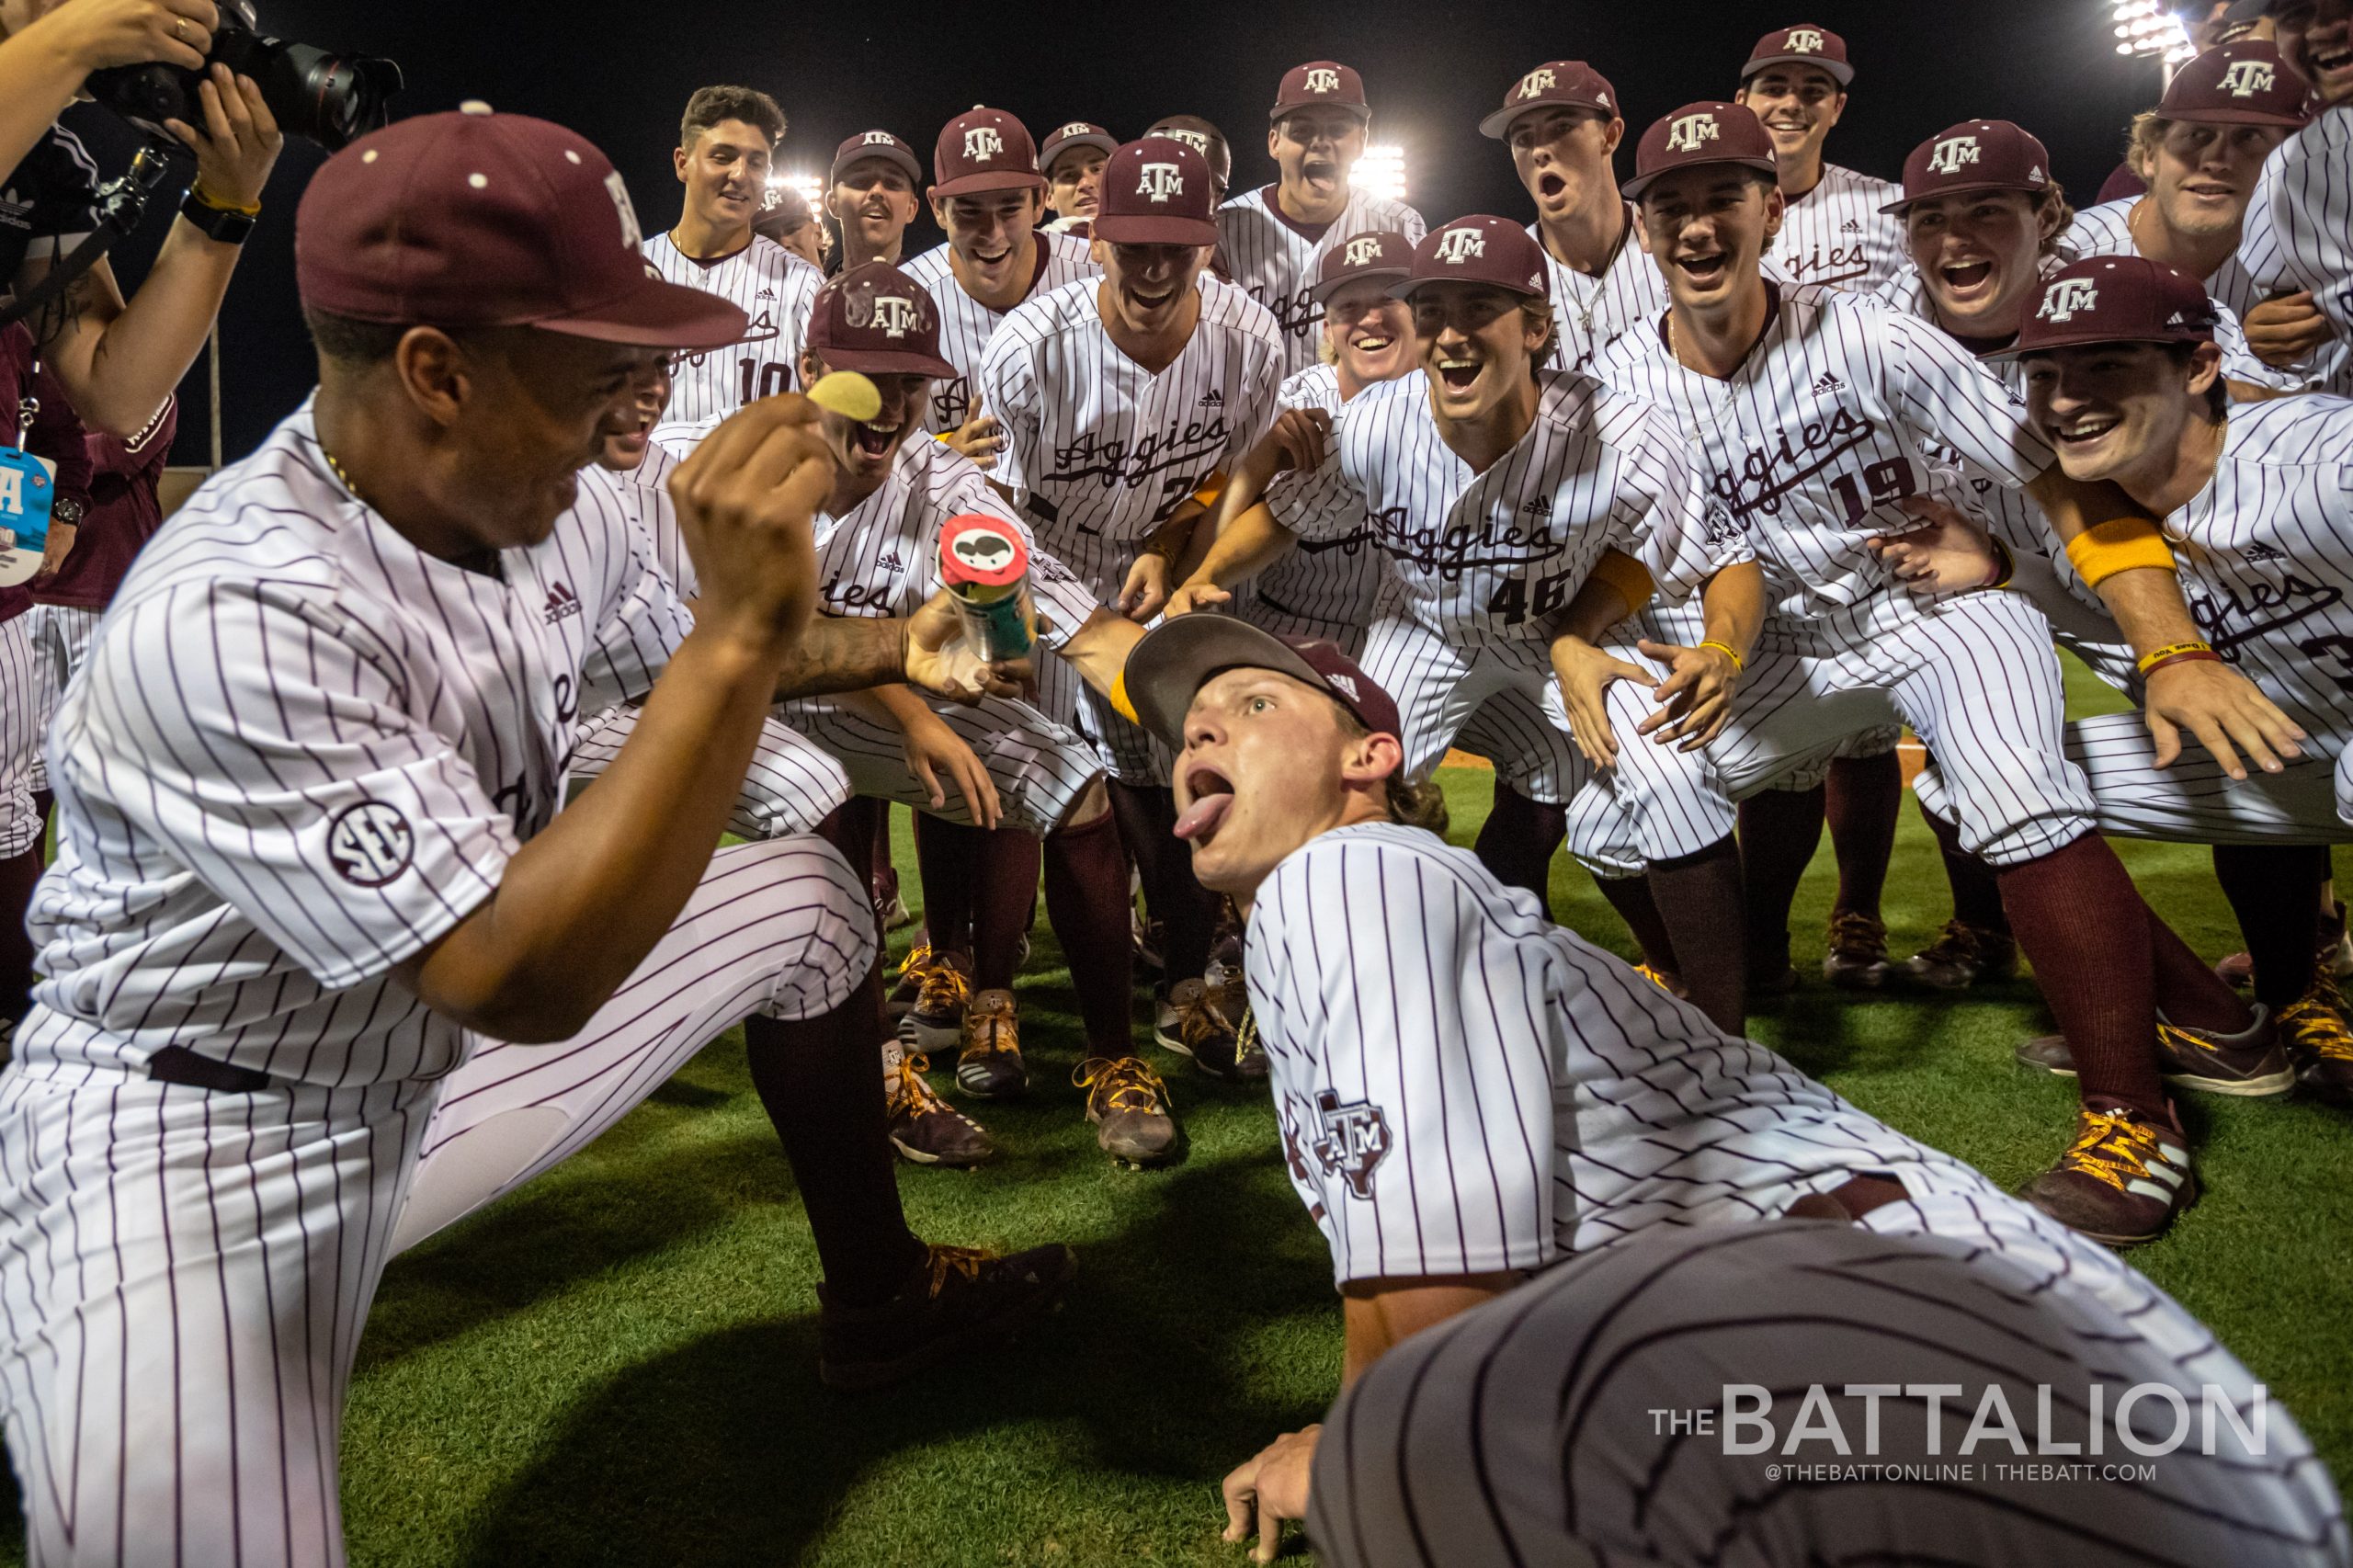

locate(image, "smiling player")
[[2240, 0, 2353, 392], [1733, 24, 1906, 291], [827, 130, 925, 271]]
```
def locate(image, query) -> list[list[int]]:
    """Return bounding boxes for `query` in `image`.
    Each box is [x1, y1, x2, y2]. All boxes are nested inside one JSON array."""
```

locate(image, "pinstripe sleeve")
[[67, 582, 515, 992], [1619, 400, 1750, 602], [1881, 312, 2052, 484], [976, 330, 1039, 502], [1257, 835, 1557, 1287], [1263, 431, 1361, 543], [580, 479, 691, 706], [2246, 114, 2353, 335]]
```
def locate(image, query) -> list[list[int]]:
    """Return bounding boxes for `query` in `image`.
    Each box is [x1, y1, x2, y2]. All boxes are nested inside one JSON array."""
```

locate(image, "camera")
[[85, 2, 402, 152]]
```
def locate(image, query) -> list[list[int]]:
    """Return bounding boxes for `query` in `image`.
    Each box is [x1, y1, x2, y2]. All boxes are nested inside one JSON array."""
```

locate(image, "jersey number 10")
[[738, 359, 791, 404]]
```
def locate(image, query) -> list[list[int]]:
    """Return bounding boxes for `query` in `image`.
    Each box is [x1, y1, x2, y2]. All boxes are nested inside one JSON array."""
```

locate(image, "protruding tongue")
[[1175, 791, 1233, 843]]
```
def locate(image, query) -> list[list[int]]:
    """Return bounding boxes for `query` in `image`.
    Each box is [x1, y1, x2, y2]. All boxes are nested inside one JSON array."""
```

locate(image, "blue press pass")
[[0, 448, 59, 587]]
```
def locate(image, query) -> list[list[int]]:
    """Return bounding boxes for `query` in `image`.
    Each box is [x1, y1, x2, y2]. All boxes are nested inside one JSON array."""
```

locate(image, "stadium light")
[[2111, 0, 2197, 67], [1352, 144, 1408, 205], [766, 170, 825, 213]]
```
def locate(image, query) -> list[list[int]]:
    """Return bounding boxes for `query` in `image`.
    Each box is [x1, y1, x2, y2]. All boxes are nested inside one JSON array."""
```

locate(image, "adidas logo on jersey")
[[1812, 371, 1845, 395], [543, 583, 583, 624], [1199, 389, 1224, 407], [1521, 495, 1553, 517], [755, 288, 777, 301], [1841, 219, 1862, 234], [2241, 540, 2288, 563], [876, 551, 905, 573]]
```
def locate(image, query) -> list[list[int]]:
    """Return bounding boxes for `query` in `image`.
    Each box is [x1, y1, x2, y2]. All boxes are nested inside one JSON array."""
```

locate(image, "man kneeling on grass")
[[1109, 615, 2346, 1568]]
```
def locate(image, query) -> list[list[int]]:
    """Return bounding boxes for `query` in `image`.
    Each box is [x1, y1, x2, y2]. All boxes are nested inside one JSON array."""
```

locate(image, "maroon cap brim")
[[835, 146, 926, 186], [1742, 52, 1855, 86], [534, 273, 752, 350], [1270, 100, 1373, 122], [808, 345, 959, 378], [932, 170, 1045, 197], [1879, 177, 2050, 216], [2164, 103, 2310, 128], [1980, 325, 2211, 362], [1091, 212, 1219, 245], [1044, 134, 1121, 167], [1622, 156, 1779, 200], [1392, 272, 1542, 301], [1127, 613, 1392, 747], [1310, 267, 1409, 302], [1478, 99, 1612, 140]]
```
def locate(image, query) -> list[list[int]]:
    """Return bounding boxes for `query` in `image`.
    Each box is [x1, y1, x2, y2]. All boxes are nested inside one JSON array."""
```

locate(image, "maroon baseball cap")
[[1395, 215, 1549, 300], [1091, 137, 1219, 246], [805, 262, 958, 378], [1272, 61, 1370, 122], [1040, 120, 1120, 174], [1310, 231, 1414, 302], [932, 107, 1042, 196], [1480, 61, 1621, 139], [1883, 120, 2054, 215], [1126, 614, 1402, 749], [1742, 23, 1855, 87], [1986, 256, 2220, 360], [297, 106, 747, 349], [832, 130, 923, 187], [2160, 40, 2313, 128], [1622, 102, 1779, 200]]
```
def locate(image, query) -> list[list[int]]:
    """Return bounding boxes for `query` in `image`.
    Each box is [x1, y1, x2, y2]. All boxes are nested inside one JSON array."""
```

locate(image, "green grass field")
[[5, 658, 2348, 1565]]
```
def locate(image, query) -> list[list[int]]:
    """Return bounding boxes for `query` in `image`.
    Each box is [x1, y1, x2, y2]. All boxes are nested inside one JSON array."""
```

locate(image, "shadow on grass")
[[451, 1152, 1334, 1567]]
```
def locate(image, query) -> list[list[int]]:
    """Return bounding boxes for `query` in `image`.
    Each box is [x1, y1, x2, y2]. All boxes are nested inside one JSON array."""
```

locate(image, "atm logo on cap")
[[1666, 114, 1722, 153], [2222, 60, 2278, 97], [2040, 279, 2101, 323], [604, 172, 642, 249], [1163, 129, 1210, 153], [1787, 28, 1826, 52], [963, 126, 1005, 161], [1305, 67, 1342, 94], [1056, 122, 1093, 138], [1927, 136, 1982, 175], [1343, 235, 1386, 267], [862, 131, 898, 146], [1138, 163, 1185, 201], [1433, 226, 1486, 263], [1518, 67, 1558, 100], [871, 295, 923, 338]]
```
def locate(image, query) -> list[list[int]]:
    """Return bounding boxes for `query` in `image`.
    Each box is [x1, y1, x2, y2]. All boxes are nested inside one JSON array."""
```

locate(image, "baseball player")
[[1600, 100, 2300, 1244], [0, 327, 90, 1037], [1040, 119, 1117, 235], [902, 107, 1099, 466], [1216, 62, 1427, 377], [1172, 216, 1765, 1033], [1887, 257, 2353, 1115], [1106, 617, 2342, 1568], [1147, 115, 1233, 208], [975, 134, 1290, 1130], [1733, 24, 1907, 292], [2239, 0, 2353, 392], [827, 130, 925, 271], [0, 112, 1076, 1567], [755, 183, 831, 272], [643, 85, 824, 423]]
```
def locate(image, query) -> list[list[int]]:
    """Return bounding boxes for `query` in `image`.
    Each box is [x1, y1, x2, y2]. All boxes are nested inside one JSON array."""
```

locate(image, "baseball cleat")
[[817, 1242, 1076, 1391], [956, 987, 1029, 1099], [1633, 963, 1688, 998], [2278, 976, 2353, 1108], [1901, 920, 2018, 990], [1155, 977, 1267, 1082], [2017, 1008, 2290, 1096], [884, 1042, 995, 1167], [888, 939, 937, 1018], [904, 949, 973, 1051], [1077, 1055, 1183, 1166], [1821, 908, 1890, 989], [2018, 1099, 2195, 1248], [876, 889, 916, 931]]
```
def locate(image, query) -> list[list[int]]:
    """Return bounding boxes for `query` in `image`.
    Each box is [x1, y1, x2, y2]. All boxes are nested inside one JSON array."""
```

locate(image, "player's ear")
[[2187, 341, 2226, 399], [1762, 183, 1788, 241], [797, 348, 825, 392], [1267, 123, 1283, 158], [1826, 91, 1849, 128], [927, 189, 949, 228], [673, 142, 692, 185], [1603, 116, 1626, 155], [1339, 730, 1404, 790], [1089, 235, 1109, 267], [392, 327, 472, 428]]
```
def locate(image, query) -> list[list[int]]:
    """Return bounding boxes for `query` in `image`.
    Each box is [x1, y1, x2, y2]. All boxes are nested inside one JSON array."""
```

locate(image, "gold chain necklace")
[[322, 446, 367, 506]]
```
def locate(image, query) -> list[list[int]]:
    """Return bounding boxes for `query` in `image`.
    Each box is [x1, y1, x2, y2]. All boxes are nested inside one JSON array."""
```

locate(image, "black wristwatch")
[[180, 191, 256, 245], [51, 495, 85, 529]]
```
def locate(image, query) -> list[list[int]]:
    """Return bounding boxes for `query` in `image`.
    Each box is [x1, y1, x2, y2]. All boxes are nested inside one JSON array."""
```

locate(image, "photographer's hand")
[[37, 0, 215, 73], [164, 62, 283, 212]]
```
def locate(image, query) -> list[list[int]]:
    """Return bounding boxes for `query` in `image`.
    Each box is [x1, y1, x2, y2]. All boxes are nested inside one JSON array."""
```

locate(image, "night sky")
[[74, 0, 2173, 465]]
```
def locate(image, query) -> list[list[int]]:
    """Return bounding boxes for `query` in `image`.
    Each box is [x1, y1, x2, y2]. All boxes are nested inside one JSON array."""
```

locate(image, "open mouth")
[[2053, 415, 2121, 449], [1766, 118, 1811, 137], [1304, 158, 1339, 187], [852, 418, 902, 459], [1435, 358, 1483, 392], [1131, 286, 1178, 311], [1939, 259, 1995, 296], [972, 244, 1013, 267], [1351, 332, 1396, 354], [1176, 766, 1235, 845], [2313, 43, 2353, 75], [1537, 170, 1567, 200], [1677, 252, 1730, 287]]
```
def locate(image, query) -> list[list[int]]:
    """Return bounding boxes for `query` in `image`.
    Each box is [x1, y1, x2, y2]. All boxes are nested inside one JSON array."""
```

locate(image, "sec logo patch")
[[326, 800, 415, 888]]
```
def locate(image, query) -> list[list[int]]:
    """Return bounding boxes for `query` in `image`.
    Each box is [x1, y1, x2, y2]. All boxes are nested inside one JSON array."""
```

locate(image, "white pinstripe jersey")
[[1246, 822, 2232, 1357], [1766, 164, 1908, 292], [1249, 364, 1384, 627], [978, 273, 1287, 599], [608, 439, 690, 591], [1531, 210, 1673, 377], [901, 230, 1100, 436], [1267, 369, 1743, 644], [17, 403, 688, 1088], [1215, 186, 1428, 377], [1597, 287, 2051, 645], [2143, 395, 2353, 734], [641, 232, 824, 423], [2241, 103, 2353, 395]]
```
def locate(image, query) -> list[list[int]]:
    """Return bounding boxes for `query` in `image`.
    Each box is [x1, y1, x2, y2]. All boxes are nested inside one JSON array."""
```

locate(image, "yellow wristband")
[[1700, 640, 1745, 672], [1108, 668, 1140, 725], [1190, 471, 1229, 509], [1586, 550, 1656, 613], [2063, 518, 2176, 589], [2136, 640, 2214, 675], [190, 181, 262, 218]]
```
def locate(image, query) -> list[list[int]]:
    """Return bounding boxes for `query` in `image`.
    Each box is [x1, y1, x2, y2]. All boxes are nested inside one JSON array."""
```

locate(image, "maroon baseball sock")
[[1042, 809, 1136, 1053], [870, 802, 901, 912], [2140, 889, 2256, 1034], [1108, 781, 1217, 983], [971, 828, 1043, 994], [1920, 801, 2009, 933], [1824, 752, 1901, 919], [1473, 778, 1566, 918], [1595, 874, 1679, 974], [743, 962, 927, 1309], [0, 842, 45, 1022], [1996, 835, 2167, 1118], [913, 812, 981, 958], [1738, 785, 1824, 971], [2211, 843, 2330, 1011], [1649, 835, 1748, 1035]]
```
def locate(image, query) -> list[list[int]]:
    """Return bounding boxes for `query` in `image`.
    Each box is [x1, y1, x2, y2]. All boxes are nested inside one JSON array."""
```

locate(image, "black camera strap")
[[0, 143, 185, 335]]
